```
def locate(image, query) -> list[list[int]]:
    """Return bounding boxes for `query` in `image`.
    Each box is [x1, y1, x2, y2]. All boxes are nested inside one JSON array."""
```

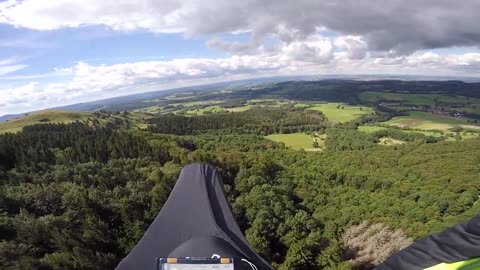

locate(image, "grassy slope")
[[307, 103, 374, 123], [265, 132, 325, 151], [0, 110, 91, 133], [384, 111, 480, 131], [358, 126, 387, 133]]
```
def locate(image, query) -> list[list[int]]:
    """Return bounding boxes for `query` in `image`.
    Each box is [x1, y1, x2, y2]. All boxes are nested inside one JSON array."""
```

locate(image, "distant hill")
[[53, 76, 303, 112], [0, 110, 91, 133], [2, 75, 479, 120], [0, 113, 27, 122]]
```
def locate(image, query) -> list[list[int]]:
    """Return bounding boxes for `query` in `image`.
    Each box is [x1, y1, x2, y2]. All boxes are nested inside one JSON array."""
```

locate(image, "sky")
[[1, 0, 480, 115]]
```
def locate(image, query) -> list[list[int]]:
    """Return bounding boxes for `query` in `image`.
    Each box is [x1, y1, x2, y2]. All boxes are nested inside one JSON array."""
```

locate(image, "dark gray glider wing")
[[377, 215, 480, 269], [116, 163, 272, 270]]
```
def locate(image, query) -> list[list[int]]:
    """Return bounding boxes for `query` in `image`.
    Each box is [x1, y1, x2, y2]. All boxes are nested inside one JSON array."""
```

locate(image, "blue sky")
[[1, 0, 479, 115], [0, 24, 223, 77]]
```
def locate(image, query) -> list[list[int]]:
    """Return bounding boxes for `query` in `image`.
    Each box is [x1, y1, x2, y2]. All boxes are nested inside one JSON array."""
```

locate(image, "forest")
[[1, 80, 480, 270]]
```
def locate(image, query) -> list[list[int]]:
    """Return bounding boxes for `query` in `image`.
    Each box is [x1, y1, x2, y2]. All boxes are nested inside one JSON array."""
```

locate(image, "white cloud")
[[334, 36, 368, 60], [1, 47, 480, 115], [279, 37, 333, 63]]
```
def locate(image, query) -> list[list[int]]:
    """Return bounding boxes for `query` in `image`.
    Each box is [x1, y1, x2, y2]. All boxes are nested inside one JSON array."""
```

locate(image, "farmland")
[[265, 132, 325, 151], [305, 102, 374, 123], [384, 111, 480, 131]]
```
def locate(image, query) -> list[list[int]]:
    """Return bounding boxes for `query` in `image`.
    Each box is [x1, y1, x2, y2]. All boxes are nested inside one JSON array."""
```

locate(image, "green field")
[[357, 125, 388, 133], [358, 125, 451, 137], [186, 105, 226, 115], [265, 132, 325, 151], [185, 105, 252, 115], [144, 98, 295, 116], [224, 105, 253, 112], [384, 111, 480, 131], [359, 91, 480, 114], [170, 100, 224, 107], [0, 110, 90, 133], [357, 124, 480, 141], [306, 103, 374, 123], [136, 106, 163, 114]]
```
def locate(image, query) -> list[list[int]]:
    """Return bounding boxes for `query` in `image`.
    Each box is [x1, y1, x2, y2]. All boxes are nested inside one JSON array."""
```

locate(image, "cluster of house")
[[412, 106, 464, 117], [378, 102, 465, 118]]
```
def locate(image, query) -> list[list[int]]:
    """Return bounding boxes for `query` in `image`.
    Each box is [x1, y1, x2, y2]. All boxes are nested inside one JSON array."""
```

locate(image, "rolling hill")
[[0, 110, 91, 133]]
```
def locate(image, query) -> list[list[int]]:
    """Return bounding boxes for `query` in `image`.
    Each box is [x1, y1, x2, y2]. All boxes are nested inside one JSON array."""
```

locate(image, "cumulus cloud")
[[2, 49, 480, 115], [1, 0, 480, 55], [279, 37, 333, 63]]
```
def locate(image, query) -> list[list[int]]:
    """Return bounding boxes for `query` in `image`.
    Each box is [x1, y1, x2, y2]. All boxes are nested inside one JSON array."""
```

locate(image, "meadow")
[[265, 132, 325, 151], [0, 110, 90, 133], [185, 104, 252, 115], [384, 111, 480, 131], [305, 102, 374, 123]]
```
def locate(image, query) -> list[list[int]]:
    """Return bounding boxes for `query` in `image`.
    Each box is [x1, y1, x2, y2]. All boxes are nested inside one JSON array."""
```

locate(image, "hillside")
[[0, 110, 91, 133]]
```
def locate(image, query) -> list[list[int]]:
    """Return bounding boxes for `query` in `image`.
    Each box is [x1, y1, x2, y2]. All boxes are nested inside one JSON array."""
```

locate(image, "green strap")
[[425, 258, 480, 270]]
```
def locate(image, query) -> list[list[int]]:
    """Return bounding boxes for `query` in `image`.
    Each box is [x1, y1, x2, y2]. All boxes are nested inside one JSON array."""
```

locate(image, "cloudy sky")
[[1, 0, 480, 115]]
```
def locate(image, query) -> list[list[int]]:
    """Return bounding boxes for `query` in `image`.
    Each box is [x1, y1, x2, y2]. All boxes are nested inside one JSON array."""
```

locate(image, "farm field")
[[306, 102, 374, 123], [357, 124, 480, 141], [359, 91, 480, 114], [185, 104, 252, 115], [265, 132, 325, 151], [137, 98, 375, 124], [357, 125, 387, 133], [383, 111, 480, 131], [358, 125, 446, 137]]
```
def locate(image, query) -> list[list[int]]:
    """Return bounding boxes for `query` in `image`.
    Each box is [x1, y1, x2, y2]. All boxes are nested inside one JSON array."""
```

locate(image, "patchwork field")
[[383, 111, 480, 131], [137, 97, 375, 123], [265, 132, 325, 151], [358, 125, 446, 137], [185, 105, 252, 115], [358, 124, 480, 141], [306, 103, 374, 123], [0, 110, 91, 133], [359, 91, 480, 114]]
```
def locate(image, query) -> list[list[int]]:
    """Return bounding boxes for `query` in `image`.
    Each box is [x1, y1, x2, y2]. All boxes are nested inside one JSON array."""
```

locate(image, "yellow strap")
[[425, 258, 480, 270]]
